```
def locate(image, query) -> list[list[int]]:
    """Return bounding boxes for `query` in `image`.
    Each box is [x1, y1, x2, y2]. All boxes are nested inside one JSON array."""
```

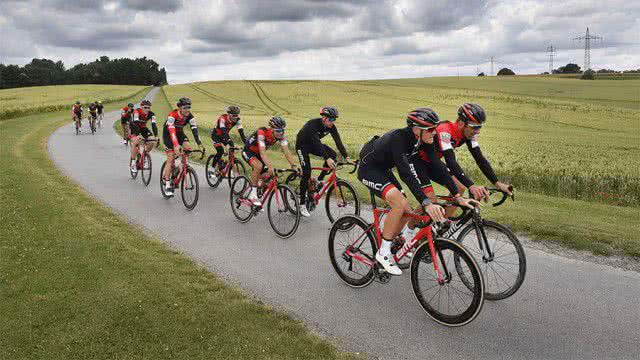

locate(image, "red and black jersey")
[[418, 121, 478, 162], [246, 127, 288, 153], [164, 109, 201, 147], [121, 107, 134, 120], [214, 114, 243, 136], [71, 104, 82, 116], [132, 108, 156, 128]]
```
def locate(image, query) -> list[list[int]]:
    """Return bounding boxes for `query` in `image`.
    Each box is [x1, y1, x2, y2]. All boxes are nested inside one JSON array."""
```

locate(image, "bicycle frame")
[[236, 174, 282, 209], [220, 148, 239, 177], [309, 166, 338, 205]]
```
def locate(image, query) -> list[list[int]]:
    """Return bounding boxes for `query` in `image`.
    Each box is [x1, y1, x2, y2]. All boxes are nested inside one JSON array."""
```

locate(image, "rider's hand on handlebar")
[[469, 185, 490, 202], [291, 164, 300, 173], [455, 196, 480, 209], [326, 158, 336, 169], [495, 181, 513, 196], [422, 199, 446, 223], [267, 167, 275, 177], [176, 145, 183, 155]]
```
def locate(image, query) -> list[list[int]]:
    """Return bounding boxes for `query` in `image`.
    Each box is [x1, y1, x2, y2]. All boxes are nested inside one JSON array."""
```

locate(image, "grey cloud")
[[119, 0, 182, 12], [238, 0, 359, 22]]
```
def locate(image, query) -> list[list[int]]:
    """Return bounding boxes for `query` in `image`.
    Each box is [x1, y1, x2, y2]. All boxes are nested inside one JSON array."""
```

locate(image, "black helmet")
[[225, 105, 240, 115], [320, 106, 339, 119], [127, 102, 134, 108], [269, 115, 286, 129], [458, 103, 486, 124], [75, 100, 80, 105], [177, 97, 191, 108], [406, 108, 440, 129], [140, 100, 152, 107]]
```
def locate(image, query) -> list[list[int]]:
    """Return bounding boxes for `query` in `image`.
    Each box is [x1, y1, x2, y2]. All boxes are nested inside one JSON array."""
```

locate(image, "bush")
[[497, 68, 515, 76], [581, 70, 595, 80], [478, 72, 486, 76]]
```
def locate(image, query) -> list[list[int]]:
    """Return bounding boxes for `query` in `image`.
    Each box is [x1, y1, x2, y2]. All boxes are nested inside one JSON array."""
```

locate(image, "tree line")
[[0, 56, 167, 89]]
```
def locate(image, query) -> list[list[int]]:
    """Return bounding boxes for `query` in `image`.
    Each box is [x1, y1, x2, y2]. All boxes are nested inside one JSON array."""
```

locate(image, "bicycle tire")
[[325, 179, 360, 224], [130, 153, 140, 179], [410, 238, 484, 326], [141, 152, 152, 186], [328, 215, 377, 288], [229, 176, 254, 223], [159, 161, 173, 199], [455, 220, 526, 301], [267, 184, 300, 239], [181, 166, 199, 210], [205, 155, 223, 189], [227, 158, 247, 187]]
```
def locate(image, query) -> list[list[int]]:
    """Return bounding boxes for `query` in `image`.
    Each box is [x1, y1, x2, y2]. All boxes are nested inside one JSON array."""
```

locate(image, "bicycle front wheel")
[[181, 166, 199, 210], [411, 238, 484, 327], [130, 153, 140, 179], [267, 185, 300, 238], [141, 152, 152, 186], [456, 220, 526, 301], [230, 176, 254, 223], [325, 179, 360, 223], [328, 215, 377, 287], [205, 155, 223, 189]]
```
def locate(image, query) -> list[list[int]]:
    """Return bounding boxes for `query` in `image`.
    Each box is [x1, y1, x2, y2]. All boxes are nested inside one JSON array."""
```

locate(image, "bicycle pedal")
[[375, 270, 391, 284]]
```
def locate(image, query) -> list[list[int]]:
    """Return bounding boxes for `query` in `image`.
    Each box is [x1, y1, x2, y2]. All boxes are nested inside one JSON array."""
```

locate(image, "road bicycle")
[[160, 149, 205, 210], [436, 187, 526, 301], [284, 161, 360, 223], [74, 117, 82, 135], [97, 113, 104, 128], [205, 146, 247, 189], [129, 138, 159, 186], [328, 191, 485, 326], [230, 169, 300, 238], [88, 114, 97, 134]]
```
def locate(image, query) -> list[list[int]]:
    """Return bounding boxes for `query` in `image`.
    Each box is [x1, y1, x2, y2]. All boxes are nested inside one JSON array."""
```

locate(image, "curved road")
[[48, 89, 640, 359]]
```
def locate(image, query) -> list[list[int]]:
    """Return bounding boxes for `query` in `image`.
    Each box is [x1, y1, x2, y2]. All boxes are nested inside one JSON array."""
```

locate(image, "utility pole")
[[546, 45, 556, 74], [573, 27, 601, 71], [490, 56, 494, 76]]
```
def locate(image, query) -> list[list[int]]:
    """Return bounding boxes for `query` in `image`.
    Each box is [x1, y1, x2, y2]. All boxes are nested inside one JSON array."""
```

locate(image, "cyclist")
[[162, 97, 204, 196], [416, 103, 512, 216], [96, 101, 104, 126], [209, 105, 247, 179], [120, 102, 135, 145], [295, 106, 350, 217], [71, 101, 83, 132], [129, 100, 158, 174], [357, 108, 475, 275], [242, 115, 298, 206], [88, 102, 98, 128]]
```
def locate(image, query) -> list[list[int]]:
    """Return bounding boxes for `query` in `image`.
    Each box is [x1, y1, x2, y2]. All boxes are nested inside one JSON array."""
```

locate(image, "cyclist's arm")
[[188, 118, 202, 145], [391, 143, 428, 204], [441, 149, 474, 188], [421, 144, 460, 195], [466, 139, 498, 184], [329, 125, 349, 159], [280, 138, 297, 167], [236, 119, 247, 144], [151, 114, 158, 137], [257, 132, 273, 170], [167, 116, 180, 148]]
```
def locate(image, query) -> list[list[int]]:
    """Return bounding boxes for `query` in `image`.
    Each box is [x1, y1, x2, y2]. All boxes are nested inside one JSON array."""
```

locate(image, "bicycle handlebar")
[[487, 186, 515, 207], [336, 160, 359, 174], [183, 149, 206, 160]]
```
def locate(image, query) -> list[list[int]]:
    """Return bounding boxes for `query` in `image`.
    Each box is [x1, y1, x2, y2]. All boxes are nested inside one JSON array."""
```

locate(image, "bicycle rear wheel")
[[141, 152, 152, 186], [230, 176, 254, 223], [181, 166, 199, 210], [267, 184, 300, 238], [325, 179, 360, 223], [130, 153, 140, 179], [410, 238, 484, 326], [328, 215, 377, 288], [205, 155, 224, 189], [456, 221, 526, 300], [227, 158, 247, 187]]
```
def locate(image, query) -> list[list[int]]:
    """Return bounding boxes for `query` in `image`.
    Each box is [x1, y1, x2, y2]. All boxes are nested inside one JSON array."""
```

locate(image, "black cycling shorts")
[[357, 163, 400, 200], [131, 125, 153, 139], [163, 127, 188, 151], [120, 117, 130, 124], [211, 133, 232, 147], [242, 148, 263, 166]]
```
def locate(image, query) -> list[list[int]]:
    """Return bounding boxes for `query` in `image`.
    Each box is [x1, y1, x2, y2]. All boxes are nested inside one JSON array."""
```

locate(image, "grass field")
[[0, 84, 147, 120], [157, 76, 640, 256], [0, 86, 351, 359]]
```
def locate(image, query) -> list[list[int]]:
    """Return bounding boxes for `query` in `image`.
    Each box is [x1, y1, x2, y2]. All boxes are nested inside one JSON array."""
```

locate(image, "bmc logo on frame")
[[361, 178, 383, 191]]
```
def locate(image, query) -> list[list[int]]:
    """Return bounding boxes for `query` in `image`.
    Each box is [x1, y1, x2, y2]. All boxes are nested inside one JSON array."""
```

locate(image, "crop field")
[[0, 84, 147, 120], [162, 76, 640, 207]]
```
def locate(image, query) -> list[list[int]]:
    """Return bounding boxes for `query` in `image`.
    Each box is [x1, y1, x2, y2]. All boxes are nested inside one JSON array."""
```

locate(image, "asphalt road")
[[48, 89, 640, 360]]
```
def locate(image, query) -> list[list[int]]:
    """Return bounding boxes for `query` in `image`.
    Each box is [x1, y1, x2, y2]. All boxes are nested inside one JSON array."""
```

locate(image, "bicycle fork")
[[472, 209, 495, 263]]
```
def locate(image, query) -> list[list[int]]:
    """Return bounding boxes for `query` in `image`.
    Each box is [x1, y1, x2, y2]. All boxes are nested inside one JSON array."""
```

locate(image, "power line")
[[573, 27, 602, 71], [546, 45, 556, 73]]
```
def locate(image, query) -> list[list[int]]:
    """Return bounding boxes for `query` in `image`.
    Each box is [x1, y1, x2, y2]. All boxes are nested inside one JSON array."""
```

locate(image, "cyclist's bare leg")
[[381, 187, 412, 240], [163, 151, 175, 181], [407, 187, 438, 230], [130, 135, 142, 160], [249, 158, 263, 187], [120, 122, 128, 142], [144, 137, 156, 152]]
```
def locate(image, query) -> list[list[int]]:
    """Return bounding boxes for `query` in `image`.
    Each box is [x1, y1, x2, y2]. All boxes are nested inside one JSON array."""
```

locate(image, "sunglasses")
[[328, 117, 337, 122], [181, 106, 192, 110], [142, 106, 150, 110], [466, 122, 482, 129], [273, 128, 285, 133]]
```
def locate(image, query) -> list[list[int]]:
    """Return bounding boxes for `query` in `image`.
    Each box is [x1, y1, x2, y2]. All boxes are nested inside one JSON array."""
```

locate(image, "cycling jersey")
[[295, 118, 348, 159], [121, 107, 134, 124], [246, 127, 288, 154], [71, 105, 82, 117], [164, 109, 201, 149], [96, 104, 104, 114], [212, 114, 247, 144], [88, 104, 97, 116], [417, 121, 497, 187], [131, 108, 158, 137], [358, 127, 426, 203]]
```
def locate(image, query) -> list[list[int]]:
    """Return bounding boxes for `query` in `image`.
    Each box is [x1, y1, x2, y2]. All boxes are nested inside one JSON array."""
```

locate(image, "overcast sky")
[[1, 0, 638, 83]]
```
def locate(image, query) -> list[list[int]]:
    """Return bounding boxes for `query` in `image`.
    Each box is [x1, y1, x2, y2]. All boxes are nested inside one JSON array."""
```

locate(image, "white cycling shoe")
[[164, 181, 174, 196], [130, 160, 138, 174], [248, 188, 262, 206], [300, 207, 311, 217], [376, 251, 402, 276]]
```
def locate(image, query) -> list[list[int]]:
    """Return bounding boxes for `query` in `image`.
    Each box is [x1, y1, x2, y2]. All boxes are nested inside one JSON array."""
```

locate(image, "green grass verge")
[[0, 94, 353, 359]]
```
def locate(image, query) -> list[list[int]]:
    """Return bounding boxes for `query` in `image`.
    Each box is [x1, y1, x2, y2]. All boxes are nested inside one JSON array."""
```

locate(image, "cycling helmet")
[[127, 102, 134, 108], [269, 115, 286, 129], [458, 103, 486, 124], [140, 100, 152, 107], [97, 101, 102, 104], [75, 101, 81, 105], [225, 105, 240, 115], [320, 106, 339, 119], [406, 108, 440, 129], [177, 97, 191, 108]]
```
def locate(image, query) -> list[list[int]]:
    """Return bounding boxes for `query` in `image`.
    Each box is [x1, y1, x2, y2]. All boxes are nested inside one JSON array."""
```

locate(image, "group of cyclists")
[[112, 95, 511, 276], [71, 100, 104, 133]]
